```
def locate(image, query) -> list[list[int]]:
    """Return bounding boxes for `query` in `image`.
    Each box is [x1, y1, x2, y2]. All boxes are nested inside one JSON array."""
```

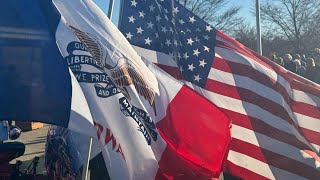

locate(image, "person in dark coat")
[[312, 58, 320, 84], [276, 57, 285, 67], [300, 54, 307, 68], [294, 54, 306, 68], [293, 59, 306, 76], [304, 58, 320, 84], [283, 54, 297, 73], [305, 58, 316, 80]]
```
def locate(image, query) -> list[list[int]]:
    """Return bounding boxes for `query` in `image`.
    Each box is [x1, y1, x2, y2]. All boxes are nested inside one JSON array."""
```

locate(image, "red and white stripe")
[[135, 29, 320, 179], [212, 38, 320, 179], [147, 62, 231, 179], [56, 1, 232, 179]]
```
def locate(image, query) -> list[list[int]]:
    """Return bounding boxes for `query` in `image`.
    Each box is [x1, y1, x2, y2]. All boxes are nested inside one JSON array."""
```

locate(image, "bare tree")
[[260, 0, 320, 53], [300, 9, 320, 53], [233, 22, 296, 57], [233, 23, 256, 50], [176, 0, 244, 33]]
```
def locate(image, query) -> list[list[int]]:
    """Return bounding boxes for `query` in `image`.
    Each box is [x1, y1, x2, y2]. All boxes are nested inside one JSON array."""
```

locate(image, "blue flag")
[[0, 0, 71, 127]]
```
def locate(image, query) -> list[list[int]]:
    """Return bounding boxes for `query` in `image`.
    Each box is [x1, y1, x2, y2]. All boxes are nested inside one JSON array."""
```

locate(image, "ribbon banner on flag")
[[118, 0, 320, 179]]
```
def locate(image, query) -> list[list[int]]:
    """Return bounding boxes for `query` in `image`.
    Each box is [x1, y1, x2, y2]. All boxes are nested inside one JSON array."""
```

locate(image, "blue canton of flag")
[[119, 0, 217, 88]]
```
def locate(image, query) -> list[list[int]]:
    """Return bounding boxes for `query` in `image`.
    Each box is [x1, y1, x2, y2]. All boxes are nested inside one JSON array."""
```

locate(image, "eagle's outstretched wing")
[[110, 64, 156, 112], [69, 26, 104, 67], [69, 26, 156, 113]]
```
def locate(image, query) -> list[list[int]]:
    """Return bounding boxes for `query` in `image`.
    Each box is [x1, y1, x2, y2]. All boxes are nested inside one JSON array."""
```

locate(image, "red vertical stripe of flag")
[[156, 85, 231, 179]]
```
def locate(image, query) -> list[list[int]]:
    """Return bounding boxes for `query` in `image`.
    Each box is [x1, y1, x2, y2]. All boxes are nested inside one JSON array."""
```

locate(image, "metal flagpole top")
[[256, 0, 262, 55], [108, 0, 115, 20]]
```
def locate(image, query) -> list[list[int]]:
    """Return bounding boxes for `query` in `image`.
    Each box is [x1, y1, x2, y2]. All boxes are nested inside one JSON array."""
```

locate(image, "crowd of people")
[[271, 48, 320, 84]]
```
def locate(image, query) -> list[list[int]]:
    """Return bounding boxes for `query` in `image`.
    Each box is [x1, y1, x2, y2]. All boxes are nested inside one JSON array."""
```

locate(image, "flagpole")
[[118, 0, 124, 28], [108, 0, 115, 20], [256, 0, 262, 55], [81, 137, 92, 180]]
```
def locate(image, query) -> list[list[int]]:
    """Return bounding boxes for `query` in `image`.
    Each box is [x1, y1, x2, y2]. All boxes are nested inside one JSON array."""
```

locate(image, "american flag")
[[119, 0, 320, 179]]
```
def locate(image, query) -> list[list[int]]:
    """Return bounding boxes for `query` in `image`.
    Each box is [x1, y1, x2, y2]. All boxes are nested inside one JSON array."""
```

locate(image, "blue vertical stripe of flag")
[[0, 0, 71, 127]]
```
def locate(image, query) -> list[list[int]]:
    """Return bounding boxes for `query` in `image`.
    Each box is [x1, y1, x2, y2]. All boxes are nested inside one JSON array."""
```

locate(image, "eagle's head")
[[103, 49, 127, 70]]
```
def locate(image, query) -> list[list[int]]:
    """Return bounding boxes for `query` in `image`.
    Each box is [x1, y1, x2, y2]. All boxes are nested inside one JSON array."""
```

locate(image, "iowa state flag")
[[0, 0, 231, 179]]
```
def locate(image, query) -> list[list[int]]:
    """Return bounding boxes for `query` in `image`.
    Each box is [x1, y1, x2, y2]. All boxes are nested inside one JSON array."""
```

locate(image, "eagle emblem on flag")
[[69, 26, 158, 114]]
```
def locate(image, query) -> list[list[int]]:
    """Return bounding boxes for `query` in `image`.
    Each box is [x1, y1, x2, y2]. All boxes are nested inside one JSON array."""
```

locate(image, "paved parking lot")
[[9, 124, 49, 174]]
